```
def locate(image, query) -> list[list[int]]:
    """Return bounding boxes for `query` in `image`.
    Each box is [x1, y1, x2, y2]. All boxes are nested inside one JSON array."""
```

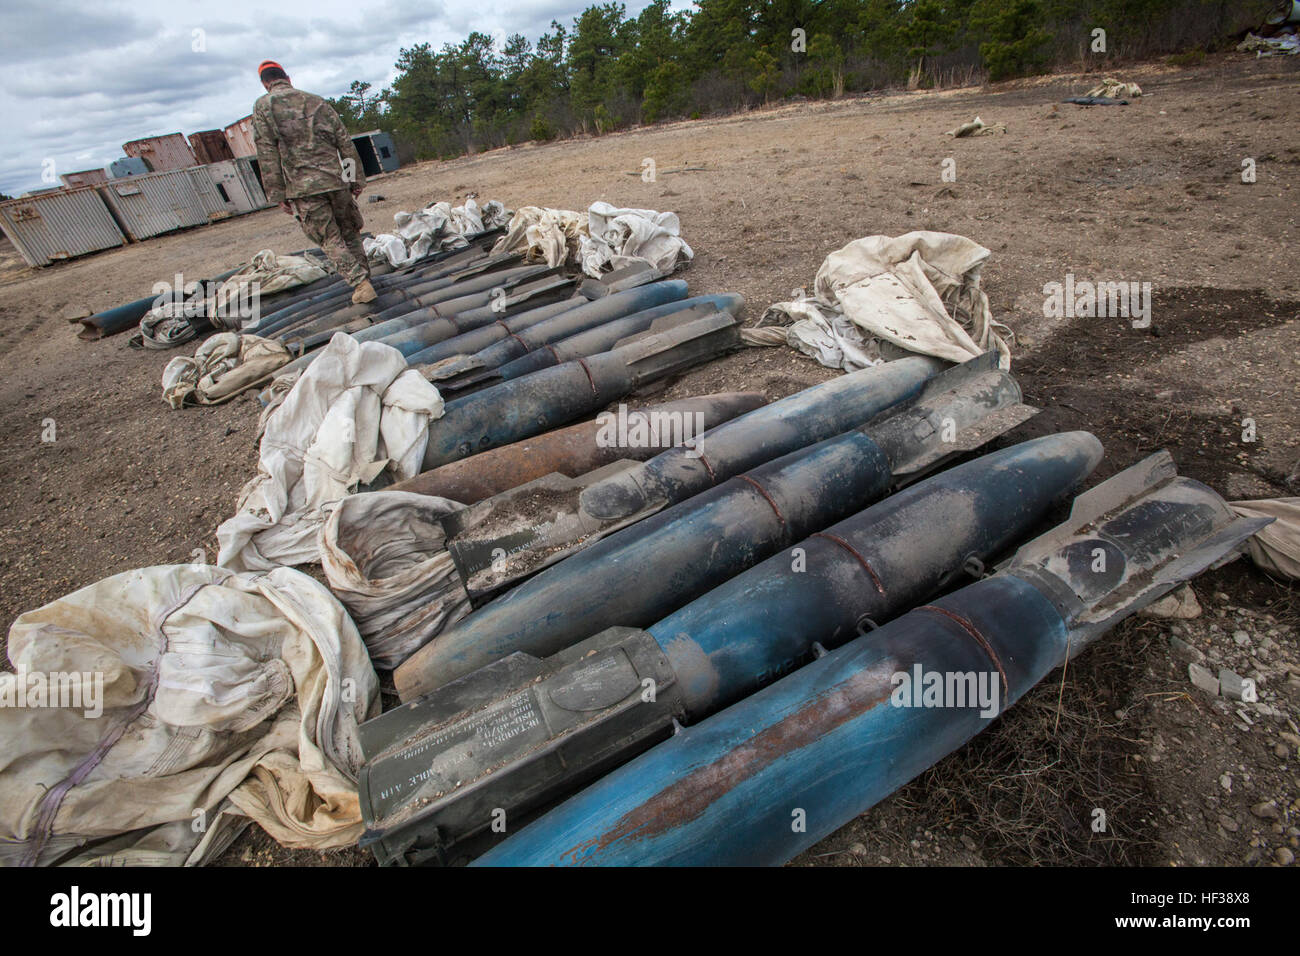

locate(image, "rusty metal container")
[[59, 168, 108, 189], [223, 115, 257, 158], [122, 133, 198, 172], [188, 129, 235, 165], [0, 187, 125, 267]]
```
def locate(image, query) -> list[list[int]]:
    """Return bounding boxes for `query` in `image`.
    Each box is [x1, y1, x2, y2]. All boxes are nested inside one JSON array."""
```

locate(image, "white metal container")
[[97, 168, 211, 239], [232, 156, 271, 209], [185, 166, 235, 220], [206, 160, 269, 215], [0, 187, 125, 267]]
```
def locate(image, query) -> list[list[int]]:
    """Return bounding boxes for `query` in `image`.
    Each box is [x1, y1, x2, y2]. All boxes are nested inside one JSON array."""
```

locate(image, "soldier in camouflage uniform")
[[251, 60, 377, 304]]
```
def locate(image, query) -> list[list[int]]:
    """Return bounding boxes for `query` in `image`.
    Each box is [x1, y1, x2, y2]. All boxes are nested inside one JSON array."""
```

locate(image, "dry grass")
[[887, 623, 1161, 866]]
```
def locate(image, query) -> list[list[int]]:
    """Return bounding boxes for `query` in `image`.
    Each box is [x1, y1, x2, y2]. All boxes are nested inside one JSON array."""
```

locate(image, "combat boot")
[[351, 279, 377, 305]]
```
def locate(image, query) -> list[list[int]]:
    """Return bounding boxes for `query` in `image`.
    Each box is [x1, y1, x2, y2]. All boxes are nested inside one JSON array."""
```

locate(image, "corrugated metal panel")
[[184, 167, 234, 220], [122, 133, 198, 172], [60, 168, 108, 188], [0, 188, 125, 267], [97, 168, 210, 240], [110, 156, 151, 178], [224, 116, 257, 158], [232, 157, 271, 209], [189, 129, 235, 165], [204, 162, 246, 214], [98, 179, 181, 239], [205, 160, 270, 214]]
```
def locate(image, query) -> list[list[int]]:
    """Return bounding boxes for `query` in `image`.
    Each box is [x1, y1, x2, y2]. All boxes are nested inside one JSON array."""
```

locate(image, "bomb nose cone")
[[1050, 430, 1104, 473]]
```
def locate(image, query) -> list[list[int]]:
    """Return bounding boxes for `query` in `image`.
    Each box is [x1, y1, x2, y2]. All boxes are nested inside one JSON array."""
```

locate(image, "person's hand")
[[350, 183, 363, 198], [278, 201, 293, 215]]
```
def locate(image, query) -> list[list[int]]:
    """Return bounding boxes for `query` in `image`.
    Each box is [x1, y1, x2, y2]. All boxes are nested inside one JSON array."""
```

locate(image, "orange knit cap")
[[257, 60, 285, 76]]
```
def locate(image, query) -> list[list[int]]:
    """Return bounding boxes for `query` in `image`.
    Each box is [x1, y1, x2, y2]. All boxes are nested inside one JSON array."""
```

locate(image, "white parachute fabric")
[[319, 491, 471, 669], [578, 202, 694, 277], [364, 198, 511, 268], [1230, 498, 1300, 580], [491, 205, 589, 268], [216, 334, 445, 571], [0, 564, 379, 866], [161, 332, 291, 408], [493, 202, 693, 277], [751, 231, 1012, 371]]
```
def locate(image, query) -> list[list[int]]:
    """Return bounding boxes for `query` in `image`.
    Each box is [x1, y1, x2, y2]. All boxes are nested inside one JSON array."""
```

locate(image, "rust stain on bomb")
[[392, 392, 765, 505], [560, 667, 892, 864]]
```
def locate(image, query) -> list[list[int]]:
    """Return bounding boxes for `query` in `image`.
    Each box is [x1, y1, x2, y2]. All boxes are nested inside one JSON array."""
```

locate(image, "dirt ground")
[[2, 52, 1297, 868]]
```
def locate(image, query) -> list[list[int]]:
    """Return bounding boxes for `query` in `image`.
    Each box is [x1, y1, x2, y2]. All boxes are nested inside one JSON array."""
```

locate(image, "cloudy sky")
[[0, 0, 676, 196]]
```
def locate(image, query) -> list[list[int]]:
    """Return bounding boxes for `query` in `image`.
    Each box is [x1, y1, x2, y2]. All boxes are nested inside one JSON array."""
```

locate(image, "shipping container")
[[206, 159, 271, 214], [189, 129, 235, 165], [351, 130, 400, 176], [0, 187, 125, 267], [184, 166, 235, 221], [122, 133, 197, 172], [59, 168, 108, 188], [224, 115, 257, 158], [233, 156, 270, 208], [97, 167, 212, 240], [110, 156, 151, 178]]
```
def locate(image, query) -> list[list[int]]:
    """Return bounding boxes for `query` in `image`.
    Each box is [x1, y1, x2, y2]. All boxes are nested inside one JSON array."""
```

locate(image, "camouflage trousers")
[[293, 189, 370, 287]]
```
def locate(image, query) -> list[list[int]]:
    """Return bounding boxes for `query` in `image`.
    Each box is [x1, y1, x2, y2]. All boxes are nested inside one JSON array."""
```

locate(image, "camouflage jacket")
[[251, 80, 367, 203]]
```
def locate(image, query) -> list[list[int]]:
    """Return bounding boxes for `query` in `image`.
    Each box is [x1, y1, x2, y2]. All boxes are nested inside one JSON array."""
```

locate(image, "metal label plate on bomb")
[[359, 629, 685, 864], [368, 688, 550, 810]]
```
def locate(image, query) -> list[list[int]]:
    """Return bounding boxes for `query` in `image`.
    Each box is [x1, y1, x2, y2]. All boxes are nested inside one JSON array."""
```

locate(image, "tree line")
[[327, 0, 1268, 162]]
